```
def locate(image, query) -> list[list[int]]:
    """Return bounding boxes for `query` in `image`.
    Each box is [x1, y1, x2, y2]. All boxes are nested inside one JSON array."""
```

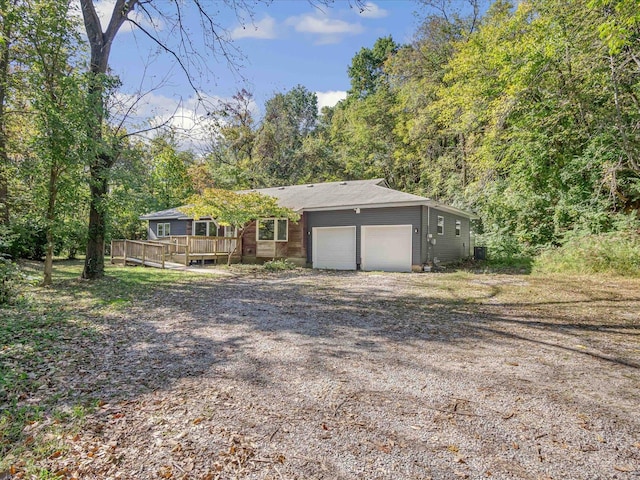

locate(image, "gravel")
[[29, 270, 640, 479]]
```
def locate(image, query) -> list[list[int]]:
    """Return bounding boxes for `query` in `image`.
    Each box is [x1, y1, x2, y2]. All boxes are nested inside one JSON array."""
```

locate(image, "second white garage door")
[[361, 225, 413, 272], [312, 226, 357, 270]]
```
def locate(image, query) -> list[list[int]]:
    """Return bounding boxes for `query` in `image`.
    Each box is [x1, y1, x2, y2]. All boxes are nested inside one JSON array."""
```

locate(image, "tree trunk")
[[82, 157, 110, 278], [80, 0, 136, 279], [0, 0, 12, 225], [43, 168, 58, 286]]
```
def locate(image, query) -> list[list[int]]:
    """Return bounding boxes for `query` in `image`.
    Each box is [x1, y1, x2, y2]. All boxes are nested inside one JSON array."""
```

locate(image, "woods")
[[0, 0, 639, 293]]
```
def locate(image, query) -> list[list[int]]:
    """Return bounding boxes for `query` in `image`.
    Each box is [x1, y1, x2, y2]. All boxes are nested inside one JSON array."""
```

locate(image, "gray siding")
[[306, 207, 423, 267], [148, 219, 188, 240], [426, 208, 471, 263]]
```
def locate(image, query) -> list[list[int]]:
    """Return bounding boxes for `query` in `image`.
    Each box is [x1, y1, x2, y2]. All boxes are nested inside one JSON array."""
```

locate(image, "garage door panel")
[[361, 225, 412, 272], [312, 226, 356, 270]]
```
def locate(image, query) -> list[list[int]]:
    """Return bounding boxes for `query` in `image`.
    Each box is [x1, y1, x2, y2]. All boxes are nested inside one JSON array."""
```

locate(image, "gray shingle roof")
[[241, 179, 429, 211], [140, 179, 476, 220]]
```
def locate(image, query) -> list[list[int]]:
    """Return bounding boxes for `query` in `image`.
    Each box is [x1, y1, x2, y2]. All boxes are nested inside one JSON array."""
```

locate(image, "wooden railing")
[[110, 239, 166, 268], [111, 235, 241, 268]]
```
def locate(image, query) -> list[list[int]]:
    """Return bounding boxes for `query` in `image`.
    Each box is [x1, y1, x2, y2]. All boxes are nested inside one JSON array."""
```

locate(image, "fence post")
[[142, 243, 146, 266], [185, 244, 190, 266], [161, 245, 165, 269], [123, 240, 128, 266]]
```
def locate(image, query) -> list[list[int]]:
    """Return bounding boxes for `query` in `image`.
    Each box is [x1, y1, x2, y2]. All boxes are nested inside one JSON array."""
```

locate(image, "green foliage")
[[0, 254, 23, 304], [534, 232, 640, 276], [263, 258, 298, 272], [253, 85, 318, 186]]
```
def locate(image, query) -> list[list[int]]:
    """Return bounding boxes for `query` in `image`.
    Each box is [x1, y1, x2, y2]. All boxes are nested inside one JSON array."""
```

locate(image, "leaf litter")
[[2, 269, 639, 479]]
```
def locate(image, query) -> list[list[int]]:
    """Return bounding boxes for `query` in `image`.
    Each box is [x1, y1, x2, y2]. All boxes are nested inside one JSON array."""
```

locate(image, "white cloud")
[[355, 2, 389, 19], [285, 13, 363, 44], [287, 14, 364, 35], [230, 15, 277, 40], [316, 90, 347, 111], [111, 92, 252, 152]]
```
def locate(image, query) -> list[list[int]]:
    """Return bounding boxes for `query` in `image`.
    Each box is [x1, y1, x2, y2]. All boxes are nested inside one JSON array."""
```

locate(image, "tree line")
[[208, 0, 640, 258], [1, 0, 638, 290]]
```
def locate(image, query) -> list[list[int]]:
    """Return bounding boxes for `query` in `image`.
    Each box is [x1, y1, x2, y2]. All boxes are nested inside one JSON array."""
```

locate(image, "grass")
[[0, 259, 202, 476], [534, 232, 640, 276]]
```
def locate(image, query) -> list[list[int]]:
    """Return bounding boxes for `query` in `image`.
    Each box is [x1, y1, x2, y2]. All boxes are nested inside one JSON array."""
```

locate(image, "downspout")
[[427, 206, 431, 264]]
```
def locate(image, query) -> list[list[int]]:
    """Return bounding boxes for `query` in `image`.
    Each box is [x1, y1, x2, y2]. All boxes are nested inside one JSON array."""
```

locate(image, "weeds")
[[534, 232, 640, 276], [263, 258, 298, 272]]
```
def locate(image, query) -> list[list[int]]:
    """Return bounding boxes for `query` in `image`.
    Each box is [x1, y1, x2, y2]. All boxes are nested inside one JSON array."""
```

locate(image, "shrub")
[[533, 232, 640, 276], [0, 255, 24, 305], [263, 258, 297, 272]]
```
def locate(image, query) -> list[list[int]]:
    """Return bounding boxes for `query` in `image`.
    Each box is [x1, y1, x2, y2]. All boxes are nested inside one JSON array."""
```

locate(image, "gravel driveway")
[[38, 270, 640, 479]]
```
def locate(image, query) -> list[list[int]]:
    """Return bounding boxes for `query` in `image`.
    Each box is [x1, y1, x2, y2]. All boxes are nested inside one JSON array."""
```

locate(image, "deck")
[[111, 235, 241, 269]]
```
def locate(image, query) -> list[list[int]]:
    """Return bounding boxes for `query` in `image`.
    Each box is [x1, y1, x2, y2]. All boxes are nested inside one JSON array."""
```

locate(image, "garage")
[[312, 226, 356, 270], [361, 225, 413, 272]]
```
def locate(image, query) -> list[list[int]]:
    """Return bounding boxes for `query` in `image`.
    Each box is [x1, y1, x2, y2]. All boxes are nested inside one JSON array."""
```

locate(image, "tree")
[[347, 36, 398, 98], [254, 85, 318, 186], [180, 188, 299, 265], [149, 135, 195, 210], [25, 0, 86, 285]]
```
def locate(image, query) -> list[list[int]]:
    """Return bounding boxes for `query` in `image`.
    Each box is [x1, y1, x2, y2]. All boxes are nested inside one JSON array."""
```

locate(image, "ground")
[[1, 262, 639, 479]]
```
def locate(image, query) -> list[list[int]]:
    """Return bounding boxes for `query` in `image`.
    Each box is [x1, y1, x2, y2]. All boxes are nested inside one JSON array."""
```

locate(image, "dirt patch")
[[6, 270, 640, 478]]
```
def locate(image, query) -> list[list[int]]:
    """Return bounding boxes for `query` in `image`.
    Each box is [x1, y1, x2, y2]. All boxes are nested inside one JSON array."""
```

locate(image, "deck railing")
[[111, 235, 241, 268], [110, 239, 166, 268]]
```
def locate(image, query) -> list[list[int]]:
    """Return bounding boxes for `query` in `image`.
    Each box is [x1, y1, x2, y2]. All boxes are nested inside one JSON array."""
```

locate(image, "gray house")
[[140, 179, 476, 272]]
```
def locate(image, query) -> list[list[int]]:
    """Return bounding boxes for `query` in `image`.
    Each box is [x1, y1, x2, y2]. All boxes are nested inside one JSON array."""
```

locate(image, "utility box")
[[474, 246, 487, 261]]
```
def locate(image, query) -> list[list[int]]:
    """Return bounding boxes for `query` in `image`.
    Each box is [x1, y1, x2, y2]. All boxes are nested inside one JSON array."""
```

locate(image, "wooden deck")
[[111, 235, 241, 269]]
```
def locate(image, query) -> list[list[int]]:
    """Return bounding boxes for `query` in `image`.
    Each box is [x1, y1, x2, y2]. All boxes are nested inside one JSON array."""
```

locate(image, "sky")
[[91, 0, 427, 149]]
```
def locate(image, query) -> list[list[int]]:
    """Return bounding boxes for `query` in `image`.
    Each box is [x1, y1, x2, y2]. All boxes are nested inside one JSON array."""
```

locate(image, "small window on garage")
[[455, 220, 461, 237], [437, 216, 444, 235], [257, 218, 288, 242]]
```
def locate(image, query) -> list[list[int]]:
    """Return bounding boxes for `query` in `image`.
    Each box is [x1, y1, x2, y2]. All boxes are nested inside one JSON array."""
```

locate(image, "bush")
[[263, 258, 297, 272], [1, 221, 47, 260], [533, 232, 640, 276], [0, 255, 24, 305]]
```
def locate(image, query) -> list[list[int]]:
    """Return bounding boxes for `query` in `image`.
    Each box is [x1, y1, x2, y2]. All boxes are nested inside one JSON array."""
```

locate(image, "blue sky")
[[93, 0, 425, 148]]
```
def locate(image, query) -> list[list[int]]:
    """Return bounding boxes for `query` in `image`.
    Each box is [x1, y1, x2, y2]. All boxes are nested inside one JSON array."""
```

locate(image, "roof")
[[139, 206, 192, 221], [140, 179, 477, 220]]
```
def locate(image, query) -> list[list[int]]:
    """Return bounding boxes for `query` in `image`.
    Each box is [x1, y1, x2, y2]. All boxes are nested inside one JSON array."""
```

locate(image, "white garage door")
[[312, 226, 356, 270], [361, 225, 413, 272]]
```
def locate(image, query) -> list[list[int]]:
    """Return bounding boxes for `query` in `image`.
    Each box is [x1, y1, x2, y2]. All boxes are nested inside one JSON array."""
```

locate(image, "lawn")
[[1, 261, 639, 479]]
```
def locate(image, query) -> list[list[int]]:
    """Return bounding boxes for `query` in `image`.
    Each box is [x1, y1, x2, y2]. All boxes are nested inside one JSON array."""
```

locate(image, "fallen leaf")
[[49, 451, 62, 459], [512, 442, 519, 450], [447, 445, 459, 453], [614, 465, 633, 473], [192, 417, 204, 425]]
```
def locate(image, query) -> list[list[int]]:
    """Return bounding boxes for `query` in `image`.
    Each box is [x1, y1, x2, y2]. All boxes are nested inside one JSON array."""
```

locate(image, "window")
[[223, 226, 238, 238], [257, 218, 288, 242], [437, 216, 444, 235], [193, 220, 217, 236], [455, 220, 461, 237], [157, 222, 170, 237]]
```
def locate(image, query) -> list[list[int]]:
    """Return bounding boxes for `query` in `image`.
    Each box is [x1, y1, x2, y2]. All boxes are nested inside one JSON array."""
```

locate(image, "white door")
[[312, 226, 356, 270], [361, 225, 413, 272]]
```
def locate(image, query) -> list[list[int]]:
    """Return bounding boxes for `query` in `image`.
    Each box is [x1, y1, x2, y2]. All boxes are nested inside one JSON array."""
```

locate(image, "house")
[[139, 179, 476, 272]]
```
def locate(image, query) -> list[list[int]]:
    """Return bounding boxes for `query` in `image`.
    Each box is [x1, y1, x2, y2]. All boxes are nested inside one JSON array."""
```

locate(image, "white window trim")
[[157, 222, 171, 237], [223, 225, 238, 238], [455, 220, 461, 237], [192, 219, 218, 237], [257, 218, 289, 242], [437, 216, 445, 236]]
